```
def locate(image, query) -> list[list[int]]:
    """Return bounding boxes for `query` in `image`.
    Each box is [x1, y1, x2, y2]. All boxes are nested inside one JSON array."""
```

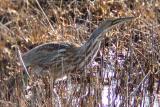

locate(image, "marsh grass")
[[0, 0, 160, 107]]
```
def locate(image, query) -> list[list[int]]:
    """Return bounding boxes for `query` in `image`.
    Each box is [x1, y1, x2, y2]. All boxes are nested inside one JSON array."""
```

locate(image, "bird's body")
[[23, 43, 78, 78], [22, 17, 134, 79]]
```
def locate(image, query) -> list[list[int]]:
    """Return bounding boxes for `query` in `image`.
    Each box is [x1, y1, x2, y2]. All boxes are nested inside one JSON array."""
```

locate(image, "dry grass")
[[0, 0, 160, 107]]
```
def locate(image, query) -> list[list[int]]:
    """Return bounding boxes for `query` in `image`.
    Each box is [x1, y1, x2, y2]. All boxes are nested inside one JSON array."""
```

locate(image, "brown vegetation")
[[0, 0, 159, 107]]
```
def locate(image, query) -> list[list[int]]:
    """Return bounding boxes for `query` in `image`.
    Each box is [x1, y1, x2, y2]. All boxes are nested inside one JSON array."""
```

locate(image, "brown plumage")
[[22, 17, 134, 79]]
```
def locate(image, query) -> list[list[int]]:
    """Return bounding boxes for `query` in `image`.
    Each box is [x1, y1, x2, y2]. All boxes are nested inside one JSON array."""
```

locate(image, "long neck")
[[87, 27, 104, 42], [79, 24, 107, 56], [75, 17, 133, 68], [76, 25, 107, 68]]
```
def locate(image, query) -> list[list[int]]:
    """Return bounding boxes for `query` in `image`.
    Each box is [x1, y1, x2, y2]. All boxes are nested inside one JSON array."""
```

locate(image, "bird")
[[22, 17, 134, 80]]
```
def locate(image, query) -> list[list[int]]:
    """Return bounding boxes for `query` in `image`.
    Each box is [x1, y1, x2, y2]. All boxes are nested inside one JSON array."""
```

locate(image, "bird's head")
[[100, 17, 135, 31], [89, 17, 135, 41]]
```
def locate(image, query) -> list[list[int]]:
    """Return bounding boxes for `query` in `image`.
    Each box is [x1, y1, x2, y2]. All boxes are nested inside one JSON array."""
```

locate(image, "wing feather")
[[22, 43, 72, 67]]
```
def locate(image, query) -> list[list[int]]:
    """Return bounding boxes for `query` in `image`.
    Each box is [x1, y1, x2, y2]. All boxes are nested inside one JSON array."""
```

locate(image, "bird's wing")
[[22, 42, 73, 67]]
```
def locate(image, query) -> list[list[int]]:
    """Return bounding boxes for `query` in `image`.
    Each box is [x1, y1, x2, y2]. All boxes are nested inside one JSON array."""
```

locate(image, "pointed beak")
[[112, 17, 135, 25]]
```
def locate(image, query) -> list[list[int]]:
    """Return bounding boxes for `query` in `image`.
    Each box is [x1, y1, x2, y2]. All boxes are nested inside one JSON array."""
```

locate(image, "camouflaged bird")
[[22, 17, 134, 79]]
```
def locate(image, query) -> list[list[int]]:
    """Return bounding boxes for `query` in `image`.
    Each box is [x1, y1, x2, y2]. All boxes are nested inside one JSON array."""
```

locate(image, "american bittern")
[[22, 17, 134, 79]]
